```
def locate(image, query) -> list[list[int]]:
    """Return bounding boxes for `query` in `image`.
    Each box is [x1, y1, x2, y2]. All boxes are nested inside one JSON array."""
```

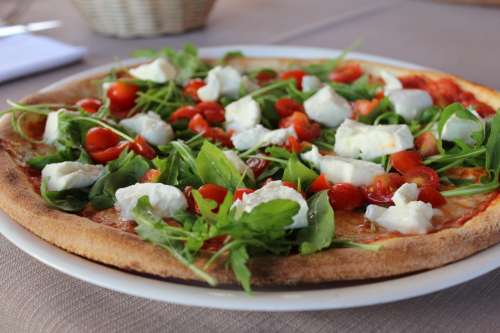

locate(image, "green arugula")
[[282, 155, 318, 189], [40, 178, 88, 212]]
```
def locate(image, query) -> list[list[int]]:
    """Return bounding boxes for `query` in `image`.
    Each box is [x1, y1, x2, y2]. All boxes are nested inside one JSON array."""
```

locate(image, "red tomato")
[[256, 69, 277, 85], [353, 99, 379, 118], [201, 235, 229, 252], [76, 98, 102, 113], [403, 166, 440, 189], [285, 136, 302, 153], [183, 186, 197, 213], [85, 127, 120, 152], [308, 174, 331, 193], [141, 169, 161, 183], [130, 135, 156, 160], [280, 70, 306, 89], [246, 157, 269, 178], [463, 101, 496, 118], [279, 112, 321, 142], [362, 173, 405, 205], [328, 183, 365, 210], [415, 131, 439, 157], [188, 113, 210, 133], [274, 98, 304, 118], [169, 106, 199, 123], [197, 101, 225, 124], [282, 181, 298, 191], [183, 79, 205, 101], [198, 184, 228, 209], [205, 127, 233, 147], [107, 81, 139, 117], [418, 185, 447, 207], [329, 63, 363, 84], [234, 188, 254, 201], [89, 141, 129, 164], [400, 75, 428, 90], [390, 151, 423, 174]]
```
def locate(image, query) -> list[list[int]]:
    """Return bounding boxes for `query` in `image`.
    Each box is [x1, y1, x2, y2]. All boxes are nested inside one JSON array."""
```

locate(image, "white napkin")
[[0, 34, 87, 83]]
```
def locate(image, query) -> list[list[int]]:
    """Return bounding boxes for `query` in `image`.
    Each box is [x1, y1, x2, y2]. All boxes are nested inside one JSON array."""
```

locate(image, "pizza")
[[1, 44, 500, 292]]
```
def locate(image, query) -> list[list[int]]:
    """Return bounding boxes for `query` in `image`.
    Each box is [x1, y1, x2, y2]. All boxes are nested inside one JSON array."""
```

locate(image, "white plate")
[[1, 45, 499, 311]]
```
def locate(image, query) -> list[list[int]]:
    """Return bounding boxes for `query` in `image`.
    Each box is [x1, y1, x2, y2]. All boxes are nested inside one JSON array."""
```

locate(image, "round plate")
[[1, 45, 499, 311]]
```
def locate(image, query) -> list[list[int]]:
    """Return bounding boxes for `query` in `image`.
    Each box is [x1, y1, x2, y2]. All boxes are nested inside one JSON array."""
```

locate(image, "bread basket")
[[71, 0, 216, 38]]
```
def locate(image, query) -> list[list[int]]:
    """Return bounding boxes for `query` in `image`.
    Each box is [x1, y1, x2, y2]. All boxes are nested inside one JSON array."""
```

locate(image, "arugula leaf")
[[27, 147, 78, 170], [332, 240, 382, 251], [235, 199, 300, 232], [265, 146, 292, 159], [195, 141, 243, 190], [283, 155, 318, 189], [229, 245, 251, 293], [57, 112, 95, 147], [40, 178, 88, 212], [485, 111, 500, 173], [89, 151, 149, 209], [153, 154, 179, 185], [221, 50, 244, 64], [357, 97, 392, 125], [297, 191, 334, 255], [313, 128, 336, 150], [330, 75, 380, 101]]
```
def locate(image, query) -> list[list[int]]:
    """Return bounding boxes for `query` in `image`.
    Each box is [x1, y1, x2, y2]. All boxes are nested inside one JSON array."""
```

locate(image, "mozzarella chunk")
[[441, 112, 482, 145], [301, 145, 321, 169], [129, 58, 177, 83], [115, 183, 187, 221], [391, 182, 418, 206], [231, 125, 296, 150], [301, 75, 322, 93], [334, 119, 414, 160], [232, 180, 308, 229], [119, 112, 174, 146], [197, 66, 242, 101], [43, 109, 65, 144], [379, 70, 402, 94], [42, 161, 104, 192], [223, 150, 254, 179], [304, 86, 352, 127], [388, 89, 433, 121], [197, 69, 221, 102], [319, 156, 384, 186], [225, 96, 261, 132]]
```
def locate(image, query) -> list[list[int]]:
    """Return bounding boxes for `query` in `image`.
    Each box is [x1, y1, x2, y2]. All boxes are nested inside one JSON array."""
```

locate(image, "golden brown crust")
[[1, 57, 500, 286]]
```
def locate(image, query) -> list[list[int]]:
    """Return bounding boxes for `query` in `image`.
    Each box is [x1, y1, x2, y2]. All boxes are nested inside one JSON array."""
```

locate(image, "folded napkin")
[[0, 34, 87, 83]]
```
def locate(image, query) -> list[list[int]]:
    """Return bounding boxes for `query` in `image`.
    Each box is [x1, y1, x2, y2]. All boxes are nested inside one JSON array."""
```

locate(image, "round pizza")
[[1, 45, 499, 292]]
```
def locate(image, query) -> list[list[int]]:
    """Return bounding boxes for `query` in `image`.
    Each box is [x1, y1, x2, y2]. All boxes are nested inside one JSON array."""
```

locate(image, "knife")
[[0, 20, 61, 38]]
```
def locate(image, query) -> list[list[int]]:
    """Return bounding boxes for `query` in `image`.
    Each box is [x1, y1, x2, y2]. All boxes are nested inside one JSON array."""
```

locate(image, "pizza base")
[[0, 57, 499, 286]]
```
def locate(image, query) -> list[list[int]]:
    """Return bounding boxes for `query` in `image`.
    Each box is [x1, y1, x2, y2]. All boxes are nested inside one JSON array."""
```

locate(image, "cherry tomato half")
[[255, 69, 277, 86], [308, 174, 331, 193], [329, 63, 363, 84], [353, 99, 379, 118], [415, 131, 439, 157], [107, 81, 139, 117], [362, 173, 405, 205], [201, 235, 229, 252], [197, 101, 225, 124], [198, 184, 229, 210], [279, 112, 321, 142], [418, 185, 447, 207], [246, 157, 269, 178], [280, 70, 305, 90], [188, 113, 210, 133], [329, 183, 365, 210], [84, 127, 120, 152], [130, 135, 156, 160], [183, 79, 206, 101], [403, 166, 440, 189], [390, 151, 423, 174], [285, 136, 302, 153], [234, 188, 255, 201], [141, 169, 161, 183], [274, 98, 304, 118], [89, 141, 129, 164], [169, 106, 199, 123], [76, 98, 102, 114]]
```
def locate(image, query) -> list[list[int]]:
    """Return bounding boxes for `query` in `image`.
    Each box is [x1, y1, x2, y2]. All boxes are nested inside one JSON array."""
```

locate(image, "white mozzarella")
[[129, 58, 177, 83], [319, 156, 384, 186], [441, 112, 483, 145], [231, 125, 296, 151], [42, 109, 65, 144], [334, 119, 414, 160], [301, 145, 322, 169], [304, 86, 352, 127], [232, 180, 308, 229], [301, 75, 322, 93], [225, 96, 261, 133], [223, 150, 254, 179], [391, 182, 418, 206], [42, 161, 104, 192], [365, 201, 433, 234], [379, 70, 403, 94], [388, 89, 433, 121], [197, 70, 221, 102], [115, 183, 187, 221], [119, 112, 174, 146]]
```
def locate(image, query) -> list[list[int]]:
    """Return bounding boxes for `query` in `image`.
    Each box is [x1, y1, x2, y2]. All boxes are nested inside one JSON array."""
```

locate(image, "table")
[[1, 0, 500, 332]]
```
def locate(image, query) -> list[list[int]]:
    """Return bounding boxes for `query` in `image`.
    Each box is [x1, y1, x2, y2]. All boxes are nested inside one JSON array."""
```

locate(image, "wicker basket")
[[72, 0, 216, 38]]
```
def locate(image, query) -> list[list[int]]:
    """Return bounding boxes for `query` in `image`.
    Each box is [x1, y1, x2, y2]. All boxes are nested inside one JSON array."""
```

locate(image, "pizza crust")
[[0, 57, 499, 286]]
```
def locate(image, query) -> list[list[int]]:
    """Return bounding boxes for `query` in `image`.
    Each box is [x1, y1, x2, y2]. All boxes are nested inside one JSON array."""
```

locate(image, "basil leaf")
[[89, 151, 149, 209], [283, 155, 318, 189], [297, 191, 334, 255], [195, 141, 243, 191], [40, 178, 88, 212], [229, 245, 251, 293]]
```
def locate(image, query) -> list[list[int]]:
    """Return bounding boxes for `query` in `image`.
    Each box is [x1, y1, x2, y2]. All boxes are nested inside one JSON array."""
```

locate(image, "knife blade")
[[0, 20, 61, 38]]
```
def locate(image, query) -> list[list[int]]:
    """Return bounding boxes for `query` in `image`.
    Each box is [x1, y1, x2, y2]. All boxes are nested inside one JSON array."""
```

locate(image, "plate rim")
[[1, 44, 499, 311]]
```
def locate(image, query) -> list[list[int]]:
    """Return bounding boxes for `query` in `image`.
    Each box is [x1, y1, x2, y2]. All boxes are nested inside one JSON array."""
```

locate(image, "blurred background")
[[1, 0, 499, 107]]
